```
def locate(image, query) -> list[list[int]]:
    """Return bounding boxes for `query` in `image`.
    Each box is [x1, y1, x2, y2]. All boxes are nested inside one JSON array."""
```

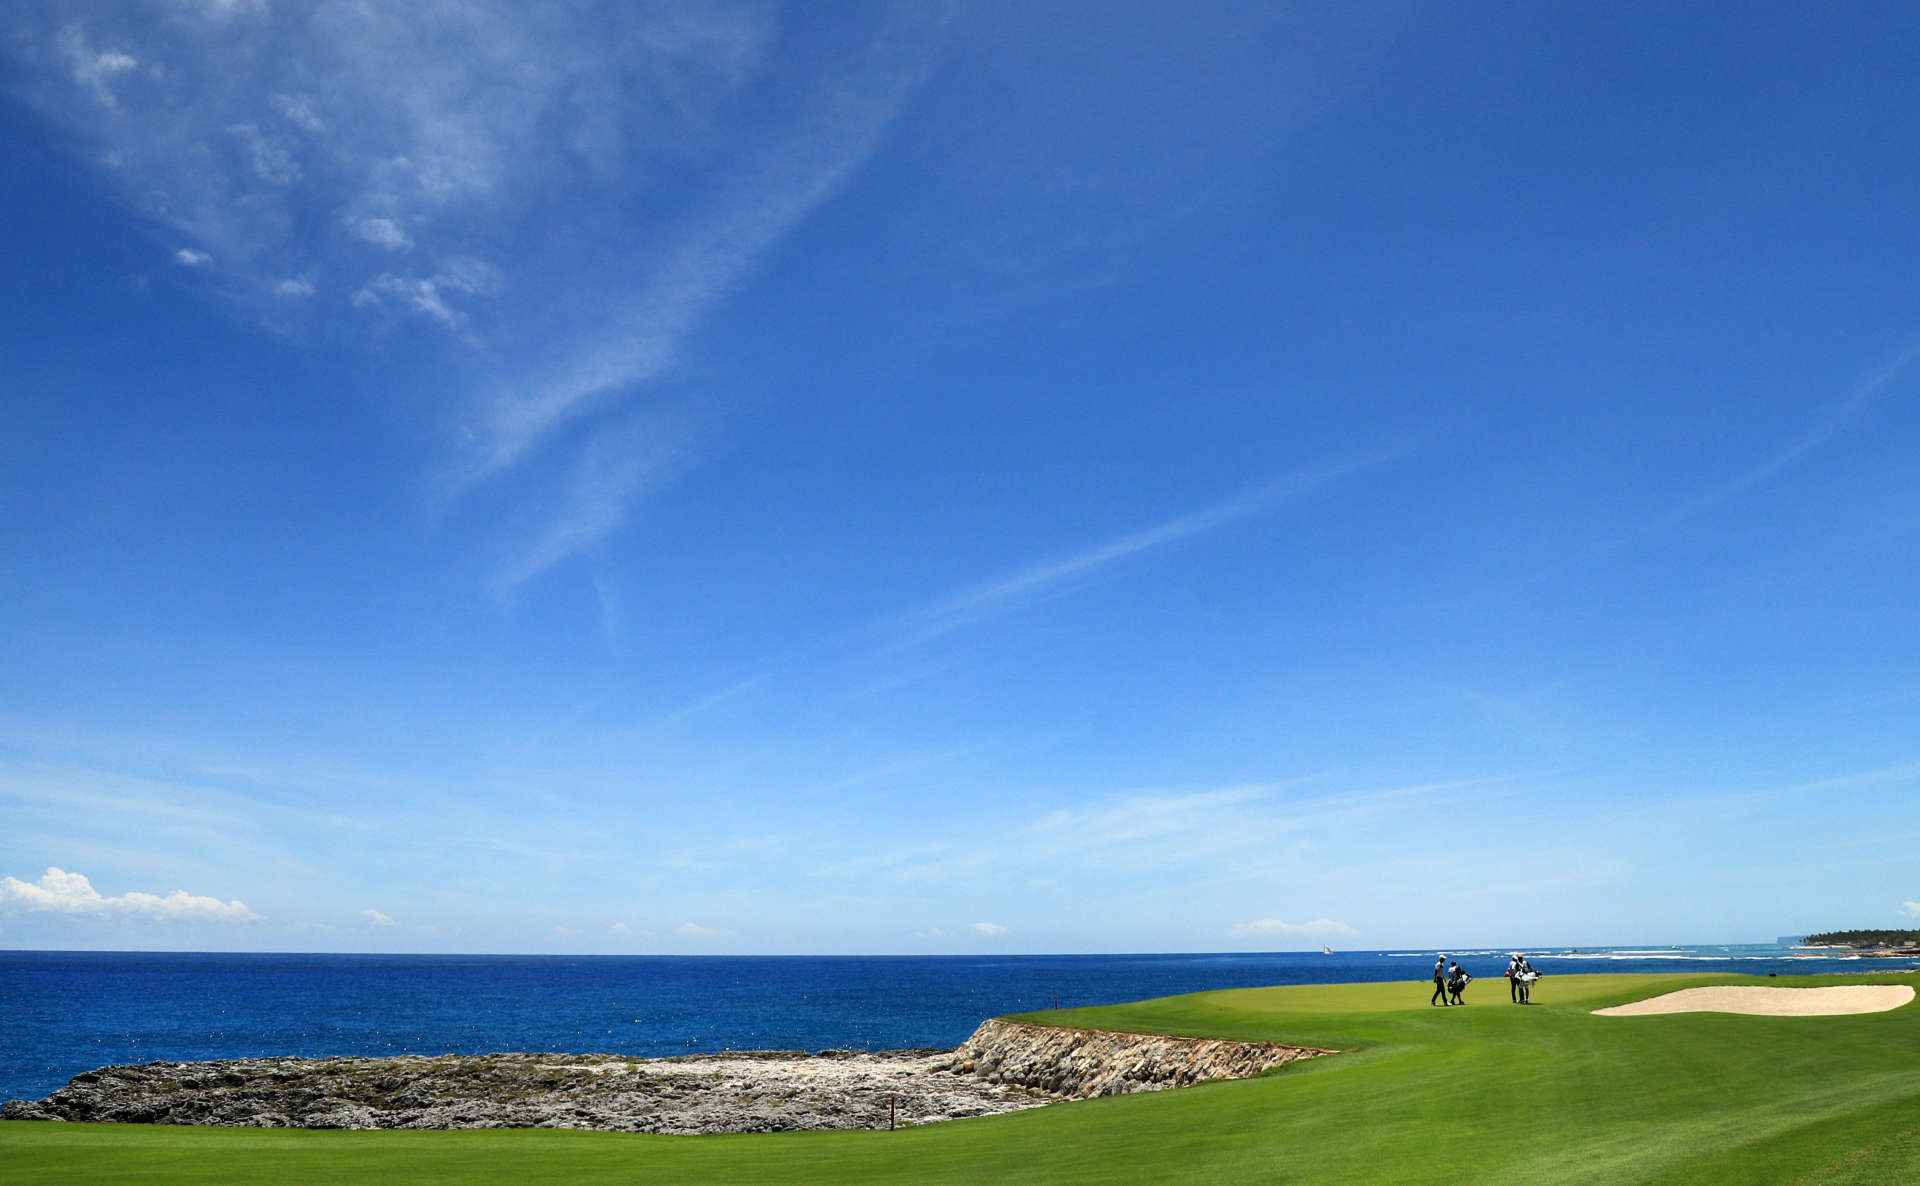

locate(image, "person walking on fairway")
[[1448, 960, 1471, 1005], [1507, 953, 1523, 1003], [1431, 954, 1450, 1006], [1515, 954, 1538, 1004]]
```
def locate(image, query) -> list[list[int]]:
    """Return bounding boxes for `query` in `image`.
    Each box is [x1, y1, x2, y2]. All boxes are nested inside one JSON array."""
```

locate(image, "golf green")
[[4, 971, 1916, 1185]]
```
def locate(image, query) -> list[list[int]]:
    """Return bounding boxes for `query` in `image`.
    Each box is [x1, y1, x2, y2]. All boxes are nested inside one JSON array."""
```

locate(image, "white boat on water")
[[1321, 945, 1334, 955]]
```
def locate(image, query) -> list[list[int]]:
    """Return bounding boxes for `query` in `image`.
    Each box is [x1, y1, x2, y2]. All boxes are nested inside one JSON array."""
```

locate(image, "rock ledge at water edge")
[[1, 1019, 1335, 1133]]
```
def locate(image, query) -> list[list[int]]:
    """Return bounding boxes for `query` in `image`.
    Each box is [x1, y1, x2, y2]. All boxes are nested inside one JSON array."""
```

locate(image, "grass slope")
[[5, 971, 1917, 1185]]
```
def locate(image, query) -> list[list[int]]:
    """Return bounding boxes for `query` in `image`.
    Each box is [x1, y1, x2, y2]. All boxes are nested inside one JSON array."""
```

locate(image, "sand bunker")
[[1593, 984, 1915, 1017]]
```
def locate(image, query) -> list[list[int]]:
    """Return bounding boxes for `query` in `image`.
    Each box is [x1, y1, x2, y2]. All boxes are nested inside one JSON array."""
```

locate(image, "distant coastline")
[[1798, 929, 1920, 957]]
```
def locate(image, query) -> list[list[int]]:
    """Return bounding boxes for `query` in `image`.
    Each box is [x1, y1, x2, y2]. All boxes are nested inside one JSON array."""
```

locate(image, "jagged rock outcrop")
[[936, 1019, 1333, 1098], [0, 1049, 1047, 1133], [2, 1022, 1336, 1132]]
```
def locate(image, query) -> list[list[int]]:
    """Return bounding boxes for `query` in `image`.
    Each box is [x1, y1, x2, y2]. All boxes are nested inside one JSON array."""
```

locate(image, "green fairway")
[[5, 971, 1917, 1185]]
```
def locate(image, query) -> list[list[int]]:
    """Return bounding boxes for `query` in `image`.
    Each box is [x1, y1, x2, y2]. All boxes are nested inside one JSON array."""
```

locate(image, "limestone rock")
[[935, 1019, 1333, 1098], [2, 1024, 1335, 1132]]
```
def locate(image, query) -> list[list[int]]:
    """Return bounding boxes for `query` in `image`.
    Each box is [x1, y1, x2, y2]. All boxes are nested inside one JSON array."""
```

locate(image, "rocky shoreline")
[[949, 1019, 1333, 1099], [1, 1020, 1334, 1134]]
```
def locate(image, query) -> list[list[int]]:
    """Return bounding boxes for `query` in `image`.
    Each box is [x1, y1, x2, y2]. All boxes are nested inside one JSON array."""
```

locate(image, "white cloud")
[[995, 785, 1305, 884], [354, 259, 503, 335], [1610, 345, 1920, 557], [970, 921, 1008, 936], [228, 121, 301, 184], [351, 217, 412, 251], [892, 457, 1398, 644], [182, 0, 269, 22], [1031, 787, 1270, 848], [12, 4, 783, 326], [400, 281, 458, 329], [610, 922, 633, 935], [1002, 776, 1522, 887], [56, 24, 138, 109], [677, 921, 728, 937], [495, 411, 700, 589], [362, 908, 397, 927], [469, 54, 934, 589], [0, 867, 260, 922], [803, 775, 1522, 900], [10, 4, 932, 596], [467, 64, 918, 483], [552, 924, 583, 936], [911, 927, 952, 939], [273, 277, 314, 298], [1230, 917, 1356, 938], [174, 249, 213, 267], [807, 786, 1293, 892], [1900, 901, 1920, 918], [272, 91, 326, 133]]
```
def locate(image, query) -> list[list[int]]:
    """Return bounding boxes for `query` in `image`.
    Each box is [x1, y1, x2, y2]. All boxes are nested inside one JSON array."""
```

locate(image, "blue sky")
[[3, 2, 1917, 955]]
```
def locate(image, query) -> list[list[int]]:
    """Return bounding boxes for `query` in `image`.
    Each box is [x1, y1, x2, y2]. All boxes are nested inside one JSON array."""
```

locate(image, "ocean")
[[3, 944, 1909, 1104]]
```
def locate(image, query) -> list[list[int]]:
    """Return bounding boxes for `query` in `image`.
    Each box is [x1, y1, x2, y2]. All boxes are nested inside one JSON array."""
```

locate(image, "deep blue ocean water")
[[4, 944, 1911, 1103]]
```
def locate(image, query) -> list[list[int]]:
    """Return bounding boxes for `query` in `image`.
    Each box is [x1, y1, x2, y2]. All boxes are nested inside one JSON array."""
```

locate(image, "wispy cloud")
[[1648, 343, 1920, 534], [6, 4, 933, 596], [664, 676, 769, 723], [1230, 917, 1355, 937], [1506, 344, 1920, 597], [568, 457, 1397, 729], [806, 774, 1522, 894], [1900, 902, 1920, 919], [676, 921, 730, 938], [888, 455, 1400, 644], [492, 411, 704, 592], [362, 908, 396, 927], [464, 62, 924, 484], [1029, 787, 1273, 848], [1765, 760, 1920, 796], [997, 785, 1324, 887], [0, 753, 398, 877], [12, 4, 776, 305], [55, 22, 138, 109], [1658, 758, 1920, 822], [470, 31, 937, 589], [350, 217, 411, 251], [0, 867, 260, 922], [970, 921, 1007, 936]]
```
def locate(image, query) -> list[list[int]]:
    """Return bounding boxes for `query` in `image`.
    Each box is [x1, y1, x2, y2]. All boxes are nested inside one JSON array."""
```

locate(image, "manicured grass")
[[5, 971, 1917, 1184]]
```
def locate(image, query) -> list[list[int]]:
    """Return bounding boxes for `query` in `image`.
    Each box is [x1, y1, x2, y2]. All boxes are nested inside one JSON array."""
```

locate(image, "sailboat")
[[1321, 944, 1334, 955]]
